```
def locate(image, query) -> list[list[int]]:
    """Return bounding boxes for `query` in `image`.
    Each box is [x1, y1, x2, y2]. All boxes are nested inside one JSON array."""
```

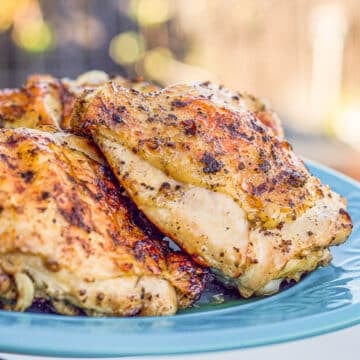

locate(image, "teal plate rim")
[[0, 159, 359, 357]]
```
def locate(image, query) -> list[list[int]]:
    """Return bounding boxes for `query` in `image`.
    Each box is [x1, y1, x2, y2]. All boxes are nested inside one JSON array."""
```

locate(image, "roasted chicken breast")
[[0, 73, 205, 316], [0, 127, 206, 316], [71, 81, 353, 297]]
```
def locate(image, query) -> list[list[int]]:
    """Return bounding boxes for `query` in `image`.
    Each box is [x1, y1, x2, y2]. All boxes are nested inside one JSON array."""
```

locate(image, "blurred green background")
[[0, 0, 359, 178]]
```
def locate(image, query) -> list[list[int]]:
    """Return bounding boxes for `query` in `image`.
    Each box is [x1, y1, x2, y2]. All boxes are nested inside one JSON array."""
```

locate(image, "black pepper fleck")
[[200, 152, 224, 174], [20, 170, 35, 183], [112, 113, 123, 123]]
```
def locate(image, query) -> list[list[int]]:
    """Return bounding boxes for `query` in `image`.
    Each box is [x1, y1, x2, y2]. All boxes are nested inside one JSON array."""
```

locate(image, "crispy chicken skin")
[[71, 81, 353, 297], [0, 71, 159, 132], [61, 70, 159, 130], [190, 82, 284, 138], [0, 75, 65, 131], [0, 127, 206, 316]]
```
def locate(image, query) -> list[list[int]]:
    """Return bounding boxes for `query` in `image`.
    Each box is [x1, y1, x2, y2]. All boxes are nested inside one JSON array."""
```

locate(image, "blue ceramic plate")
[[0, 160, 359, 357]]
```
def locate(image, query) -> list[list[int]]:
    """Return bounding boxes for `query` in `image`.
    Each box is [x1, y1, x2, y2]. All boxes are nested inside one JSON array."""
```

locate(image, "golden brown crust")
[[0, 128, 207, 314], [192, 82, 284, 138], [71, 82, 324, 228], [0, 75, 64, 131], [61, 71, 160, 130]]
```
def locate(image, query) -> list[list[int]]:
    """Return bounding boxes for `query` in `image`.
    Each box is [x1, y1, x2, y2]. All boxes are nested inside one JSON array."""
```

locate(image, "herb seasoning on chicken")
[[71, 81, 352, 297]]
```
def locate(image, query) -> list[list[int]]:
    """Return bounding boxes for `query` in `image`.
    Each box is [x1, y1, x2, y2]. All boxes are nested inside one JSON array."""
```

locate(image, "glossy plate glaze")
[[0, 160, 359, 357]]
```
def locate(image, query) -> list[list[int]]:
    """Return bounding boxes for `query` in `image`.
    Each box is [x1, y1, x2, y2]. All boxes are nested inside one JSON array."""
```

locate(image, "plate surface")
[[0, 160, 359, 357]]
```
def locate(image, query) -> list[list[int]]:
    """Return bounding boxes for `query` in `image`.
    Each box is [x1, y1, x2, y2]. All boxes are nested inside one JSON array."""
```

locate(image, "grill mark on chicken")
[[0, 153, 16, 169], [57, 201, 93, 234]]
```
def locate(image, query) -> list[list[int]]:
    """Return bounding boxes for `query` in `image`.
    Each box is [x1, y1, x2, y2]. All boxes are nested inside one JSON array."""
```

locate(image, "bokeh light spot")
[[130, 0, 173, 26], [13, 20, 53, 53], [143, 47, 173, 81], [0, 0, 29, 33], [109, 31, 145, 65]]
